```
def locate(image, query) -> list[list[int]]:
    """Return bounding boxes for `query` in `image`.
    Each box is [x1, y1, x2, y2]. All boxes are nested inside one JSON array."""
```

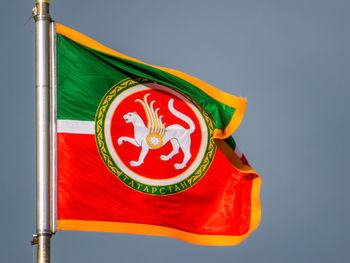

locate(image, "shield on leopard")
[[95, 78, 216, 195]]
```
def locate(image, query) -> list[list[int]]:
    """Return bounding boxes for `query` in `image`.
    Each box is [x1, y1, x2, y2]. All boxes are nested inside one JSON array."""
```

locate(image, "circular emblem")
[[95, 77, 216, 195]]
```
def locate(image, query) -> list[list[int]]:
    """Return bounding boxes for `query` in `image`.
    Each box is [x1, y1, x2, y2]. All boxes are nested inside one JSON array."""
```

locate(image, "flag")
[[56, 24, 261, 245]]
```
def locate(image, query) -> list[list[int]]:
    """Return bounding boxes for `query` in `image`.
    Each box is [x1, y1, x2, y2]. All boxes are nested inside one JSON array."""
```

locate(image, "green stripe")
[[224, 136, 237, 151], [57, 34, 235, 131]]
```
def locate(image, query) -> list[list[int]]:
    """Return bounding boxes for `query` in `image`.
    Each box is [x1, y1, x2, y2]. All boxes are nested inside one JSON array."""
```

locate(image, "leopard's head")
[[123, 112, 139, 123]]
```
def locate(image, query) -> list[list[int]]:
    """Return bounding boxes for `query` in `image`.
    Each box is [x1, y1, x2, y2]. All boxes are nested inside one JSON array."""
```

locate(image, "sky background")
[[1, 0, 350, 262]]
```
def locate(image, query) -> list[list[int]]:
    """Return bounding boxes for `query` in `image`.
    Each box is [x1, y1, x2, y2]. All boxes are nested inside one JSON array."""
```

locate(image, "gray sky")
[[1, 0, 350, 262]]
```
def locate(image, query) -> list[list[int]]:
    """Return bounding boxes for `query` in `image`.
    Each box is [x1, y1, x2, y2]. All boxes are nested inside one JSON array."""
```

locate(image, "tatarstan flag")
[[56, 23, 261, 245]]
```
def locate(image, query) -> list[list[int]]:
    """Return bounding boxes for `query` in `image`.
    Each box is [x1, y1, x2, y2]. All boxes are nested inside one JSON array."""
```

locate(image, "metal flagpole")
[[33, 0, 52, 262], [50, 21, 57, 236]]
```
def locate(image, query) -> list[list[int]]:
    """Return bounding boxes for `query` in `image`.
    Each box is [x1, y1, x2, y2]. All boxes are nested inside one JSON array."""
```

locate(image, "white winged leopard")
[[118, 93, 195, 169]]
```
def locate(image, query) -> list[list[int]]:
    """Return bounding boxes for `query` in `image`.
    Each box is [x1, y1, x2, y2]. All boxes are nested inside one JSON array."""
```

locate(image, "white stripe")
[[57, 120, 95, 134], [234, 145, 243, 159]]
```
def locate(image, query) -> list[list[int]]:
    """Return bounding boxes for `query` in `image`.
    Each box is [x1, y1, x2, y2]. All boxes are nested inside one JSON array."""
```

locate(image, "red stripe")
[[58, 133, 254, 235]]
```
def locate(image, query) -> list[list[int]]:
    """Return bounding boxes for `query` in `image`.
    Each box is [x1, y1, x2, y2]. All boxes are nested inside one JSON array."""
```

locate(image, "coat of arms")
[[95, 78, 215, 195]]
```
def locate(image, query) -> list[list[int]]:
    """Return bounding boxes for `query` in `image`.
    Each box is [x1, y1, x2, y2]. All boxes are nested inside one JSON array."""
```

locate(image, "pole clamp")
[[30, 232, 53, 246], [33, 3, 52, 22], [31, 234, 39, 246]]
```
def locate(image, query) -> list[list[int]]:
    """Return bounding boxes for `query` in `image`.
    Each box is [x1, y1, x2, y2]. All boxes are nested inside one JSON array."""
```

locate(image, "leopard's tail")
[[168, 99, 195, 134]]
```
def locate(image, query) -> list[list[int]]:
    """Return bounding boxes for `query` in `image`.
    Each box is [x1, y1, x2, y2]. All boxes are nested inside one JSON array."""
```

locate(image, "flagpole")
[[50, 21, 57, 235], [34, 0, 52, 262]]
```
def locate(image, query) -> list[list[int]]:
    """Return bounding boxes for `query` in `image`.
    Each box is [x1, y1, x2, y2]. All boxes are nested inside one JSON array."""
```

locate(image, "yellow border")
[[250, 175, 262, 231], [58, 217, 250, 246], [56, 25, 260, 244], [56, 23, 246, 139], [57, 140, 261, 246]]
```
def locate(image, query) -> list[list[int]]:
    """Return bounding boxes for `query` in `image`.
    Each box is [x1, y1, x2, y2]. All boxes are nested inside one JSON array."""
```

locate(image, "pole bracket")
[[31, 232, 53, 246], [33, 2, 52, 22], [31, 234, 39, 246]]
